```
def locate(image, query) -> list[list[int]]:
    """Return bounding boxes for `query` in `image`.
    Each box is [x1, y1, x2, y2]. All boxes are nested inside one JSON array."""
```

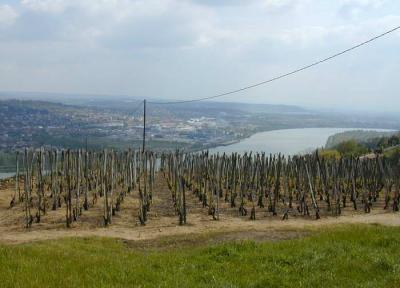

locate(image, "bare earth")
[[1, 176, 399, 245]]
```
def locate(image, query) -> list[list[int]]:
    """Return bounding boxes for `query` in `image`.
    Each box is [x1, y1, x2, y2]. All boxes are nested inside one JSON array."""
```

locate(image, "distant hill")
[[149, 101, 310, 115], [325, 130, 398, 149], [0, 91, 309, 117]]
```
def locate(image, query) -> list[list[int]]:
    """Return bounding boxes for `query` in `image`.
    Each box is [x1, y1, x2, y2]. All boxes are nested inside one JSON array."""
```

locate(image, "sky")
[[0, 0, 399, 111]]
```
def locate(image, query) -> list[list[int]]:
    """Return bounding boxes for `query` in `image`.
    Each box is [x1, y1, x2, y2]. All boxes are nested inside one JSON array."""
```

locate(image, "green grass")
[[1, 225, 400, 287]]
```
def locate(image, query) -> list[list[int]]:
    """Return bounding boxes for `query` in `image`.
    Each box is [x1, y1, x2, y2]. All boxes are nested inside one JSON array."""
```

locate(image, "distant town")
[[0, 99, 248, 151], [1, 97, 400, 152]]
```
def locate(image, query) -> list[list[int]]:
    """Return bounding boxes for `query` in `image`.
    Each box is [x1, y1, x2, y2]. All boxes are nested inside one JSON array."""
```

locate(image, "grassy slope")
[[1, 225, 399, 288]]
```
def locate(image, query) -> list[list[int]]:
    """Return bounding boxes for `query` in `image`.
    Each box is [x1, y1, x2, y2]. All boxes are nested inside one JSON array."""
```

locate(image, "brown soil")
[[0, 176, 399, 245]]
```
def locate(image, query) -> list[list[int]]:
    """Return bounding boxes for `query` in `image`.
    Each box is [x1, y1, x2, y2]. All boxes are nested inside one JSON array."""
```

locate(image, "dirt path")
[[0, 176, 399, 245]]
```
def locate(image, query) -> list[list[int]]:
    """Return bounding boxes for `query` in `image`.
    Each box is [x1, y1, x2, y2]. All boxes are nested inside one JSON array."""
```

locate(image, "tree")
[[334, 140, 368, 157]]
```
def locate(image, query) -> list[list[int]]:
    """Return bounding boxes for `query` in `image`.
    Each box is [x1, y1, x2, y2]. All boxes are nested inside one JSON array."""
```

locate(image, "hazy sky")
[[0, 0, 399, 111]]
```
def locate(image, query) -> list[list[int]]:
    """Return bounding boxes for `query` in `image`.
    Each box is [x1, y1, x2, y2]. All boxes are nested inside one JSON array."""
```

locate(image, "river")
[[209, 128, 393, 155], [0, 172, 15, 180]]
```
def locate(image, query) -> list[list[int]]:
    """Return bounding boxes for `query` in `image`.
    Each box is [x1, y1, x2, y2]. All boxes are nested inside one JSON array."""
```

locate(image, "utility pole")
[[142, 99, 146, 153]]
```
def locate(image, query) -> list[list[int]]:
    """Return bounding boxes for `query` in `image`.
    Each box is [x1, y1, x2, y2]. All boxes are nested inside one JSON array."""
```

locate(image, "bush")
[[384, 147, 400, 168], [317, 149, 341, 160], [334, 140, 368, 157]]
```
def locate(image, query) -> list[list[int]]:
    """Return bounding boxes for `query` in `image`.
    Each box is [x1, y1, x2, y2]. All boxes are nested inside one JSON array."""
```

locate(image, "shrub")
[[318, 149, 341, 160], [334, 140, 368, 157]]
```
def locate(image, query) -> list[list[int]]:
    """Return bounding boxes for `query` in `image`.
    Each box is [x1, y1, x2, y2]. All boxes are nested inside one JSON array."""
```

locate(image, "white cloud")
[[262, 0, 295, 9], [0, 5, 18, 26], [21, 0, 174, 18], [338, 0, 386, 19], [374, 14, 400, 30], [21, 0, 70, 13], [341, 0, 385, 8]]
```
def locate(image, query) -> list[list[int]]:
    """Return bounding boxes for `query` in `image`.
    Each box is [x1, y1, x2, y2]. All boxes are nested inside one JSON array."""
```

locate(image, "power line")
[[149, 25, 400, 105]]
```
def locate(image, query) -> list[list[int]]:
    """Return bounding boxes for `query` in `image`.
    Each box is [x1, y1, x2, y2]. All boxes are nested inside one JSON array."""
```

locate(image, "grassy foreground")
[[1, 225, 400, 287]]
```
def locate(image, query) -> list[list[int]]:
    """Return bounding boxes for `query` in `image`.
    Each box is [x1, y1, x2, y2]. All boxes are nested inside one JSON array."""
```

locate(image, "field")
[[1, 170, 399, 244], [1, 174, 400, 287], [1, 225, 400, 287]]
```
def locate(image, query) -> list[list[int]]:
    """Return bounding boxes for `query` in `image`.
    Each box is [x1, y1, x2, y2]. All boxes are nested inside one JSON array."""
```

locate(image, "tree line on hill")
[[320, 132, 400, 167]]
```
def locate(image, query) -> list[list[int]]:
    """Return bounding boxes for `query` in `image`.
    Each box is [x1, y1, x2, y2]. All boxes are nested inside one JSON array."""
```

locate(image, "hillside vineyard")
[[8, 149, 399, 228]]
